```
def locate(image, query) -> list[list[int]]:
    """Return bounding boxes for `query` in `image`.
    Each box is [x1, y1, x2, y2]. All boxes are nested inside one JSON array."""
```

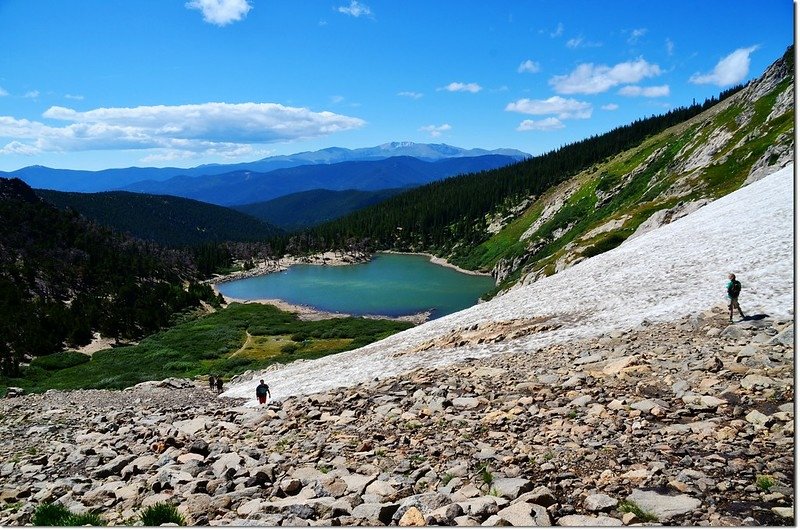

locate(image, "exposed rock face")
[[0, 307, 793, 526]]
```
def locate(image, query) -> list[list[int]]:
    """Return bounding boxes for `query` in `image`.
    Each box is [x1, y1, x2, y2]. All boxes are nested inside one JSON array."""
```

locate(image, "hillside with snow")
[[223, 164, 794, 404]]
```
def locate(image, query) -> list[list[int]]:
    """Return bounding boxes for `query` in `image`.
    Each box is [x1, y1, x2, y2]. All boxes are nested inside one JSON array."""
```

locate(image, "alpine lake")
[[216, 253, 496, 320]]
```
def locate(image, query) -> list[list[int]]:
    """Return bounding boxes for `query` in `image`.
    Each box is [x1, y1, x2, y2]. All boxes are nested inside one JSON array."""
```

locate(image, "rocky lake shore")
[[0, 306, 793, 526]]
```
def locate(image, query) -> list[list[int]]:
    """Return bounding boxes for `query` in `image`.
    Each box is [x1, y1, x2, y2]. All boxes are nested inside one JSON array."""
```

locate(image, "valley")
[[0, 32, 794, 528]]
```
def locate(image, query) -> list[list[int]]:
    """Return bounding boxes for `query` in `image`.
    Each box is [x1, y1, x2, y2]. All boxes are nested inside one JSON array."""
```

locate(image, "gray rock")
[[491, 477, 534, 500], [211, 452, 241, 478], [93, 454, 136, 479], [516, 486, 557, 507], [556, 514, 622, 526], [584, 493, 618, 512], [626, 489, 701, 521], [394, 492, 453, 521], [452, 397, 481, 409], [741, 374, 776, 389], [351, 502, 400, 525], [497, 501, 551, 526], [770, 326, 794, 346], [340, 472, 376, 495]]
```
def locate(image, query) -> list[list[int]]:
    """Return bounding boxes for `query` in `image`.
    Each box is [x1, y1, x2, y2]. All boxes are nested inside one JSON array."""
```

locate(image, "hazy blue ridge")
[[234, 188, 407, 231], [0, 143, 529, 193], [120, 154, 521, 206]]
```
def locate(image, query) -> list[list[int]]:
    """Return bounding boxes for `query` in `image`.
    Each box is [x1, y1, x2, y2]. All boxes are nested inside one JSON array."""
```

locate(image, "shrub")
[[138, 502, 185, 526], [30, 351, 90, 371], [280, 343, 300, 355], [582, 232, 627, 258], [756, 475, 775, 492], [32, 503, 105, 526], [32, 503, 72, 526]]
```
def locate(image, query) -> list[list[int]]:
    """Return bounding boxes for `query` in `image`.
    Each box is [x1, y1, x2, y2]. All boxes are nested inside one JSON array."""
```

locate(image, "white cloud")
[[665, 38, 675, 56], [0, 102, 365, 157], [550, 22, 564, 38], [398, 91, 423, 100], [337, 0, 371, 17], [23, 90, 40, 99], [438, 82, 482, 93], [516, 118, 564, 131], [186, 0, 251, 26], [627, 28, 647, 45], [549, 58, 662, 94], [419, 124, 451, 138], [566, 36, 602, 49], [618, 84, 670, 97], [64, 94, 84, 101], [0, 140, 41, 155], [505, 96, 592, 120], [689, 46, 758, 87], [0, 87, 8, 97], [517, 60, 541, 74], [602, 103, 619, 111]]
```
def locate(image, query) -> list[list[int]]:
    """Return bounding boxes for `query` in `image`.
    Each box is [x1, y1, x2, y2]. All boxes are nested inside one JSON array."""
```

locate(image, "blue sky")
[[0, 0, 793, 171]]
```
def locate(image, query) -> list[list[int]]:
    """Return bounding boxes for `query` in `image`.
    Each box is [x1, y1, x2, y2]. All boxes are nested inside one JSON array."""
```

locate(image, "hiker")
[[255, 379, 271, 405], [726, 273, 746, 323], [215, 377, 223, 393], [208, 375, 216, 391]]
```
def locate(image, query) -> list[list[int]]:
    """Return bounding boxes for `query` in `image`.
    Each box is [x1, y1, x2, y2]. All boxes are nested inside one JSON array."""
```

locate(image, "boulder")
[[626, 489, 701, 521]]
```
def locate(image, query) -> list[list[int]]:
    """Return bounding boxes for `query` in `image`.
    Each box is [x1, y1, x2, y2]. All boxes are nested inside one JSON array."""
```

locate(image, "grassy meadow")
[[0, 303, 412, 394]]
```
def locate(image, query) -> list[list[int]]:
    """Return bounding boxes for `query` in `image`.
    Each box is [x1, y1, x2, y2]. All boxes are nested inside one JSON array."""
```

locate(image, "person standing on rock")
[[215, 377, 223, 393], [208, 375, 216, 391], [255, 379, 271, 405], [726, 273, 746, 323]]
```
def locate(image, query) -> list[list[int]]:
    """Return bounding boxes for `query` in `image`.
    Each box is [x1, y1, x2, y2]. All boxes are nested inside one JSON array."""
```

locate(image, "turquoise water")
[[217, 253, 495, 319]]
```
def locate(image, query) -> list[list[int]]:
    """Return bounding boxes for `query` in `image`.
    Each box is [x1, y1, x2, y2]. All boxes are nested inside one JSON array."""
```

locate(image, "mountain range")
[[121, 154, 520, 206], [1, 143, 528, 193]]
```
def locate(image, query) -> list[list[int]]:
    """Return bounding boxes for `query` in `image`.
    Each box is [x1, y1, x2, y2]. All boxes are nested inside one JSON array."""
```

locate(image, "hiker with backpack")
[[255, 379, 271, 405], [726, 273, 746, 323]]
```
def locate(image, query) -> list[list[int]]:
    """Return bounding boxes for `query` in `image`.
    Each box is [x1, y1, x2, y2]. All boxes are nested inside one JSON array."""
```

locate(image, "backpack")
[[728, 280, 741, 298]]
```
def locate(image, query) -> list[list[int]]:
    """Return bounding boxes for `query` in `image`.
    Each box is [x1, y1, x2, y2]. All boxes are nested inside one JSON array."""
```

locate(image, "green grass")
[[138, 503, 185, 526], [756, 475, 775, 492], [1, 303, 412, 393], [32, 503, 105, 526], [618, 500, 658, 522]]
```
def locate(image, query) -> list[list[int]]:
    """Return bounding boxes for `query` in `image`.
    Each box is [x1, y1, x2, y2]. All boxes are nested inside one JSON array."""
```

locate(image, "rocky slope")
[[0, 307, 793, 526]]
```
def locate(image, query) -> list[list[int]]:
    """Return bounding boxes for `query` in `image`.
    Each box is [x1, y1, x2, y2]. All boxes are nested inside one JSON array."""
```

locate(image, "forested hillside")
[[36, 189, 281, 247], [291, 46, 793, 293], [234, 188, 405, 231], [0, 178, 222, 376]]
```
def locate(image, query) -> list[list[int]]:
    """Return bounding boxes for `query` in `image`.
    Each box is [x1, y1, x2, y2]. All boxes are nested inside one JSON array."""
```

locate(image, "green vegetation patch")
[[30, 351, 90, 371], [581, 232, 627, 258], [2, 303, 411, 393], [32, 503, 105, 526], [138, 502, 185, 526]]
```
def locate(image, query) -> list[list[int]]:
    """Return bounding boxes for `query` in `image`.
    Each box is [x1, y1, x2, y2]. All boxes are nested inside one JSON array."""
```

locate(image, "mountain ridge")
[[120, 154, 521, 206], [1, 142, 529, 193], [34, 189, 282, 247]]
